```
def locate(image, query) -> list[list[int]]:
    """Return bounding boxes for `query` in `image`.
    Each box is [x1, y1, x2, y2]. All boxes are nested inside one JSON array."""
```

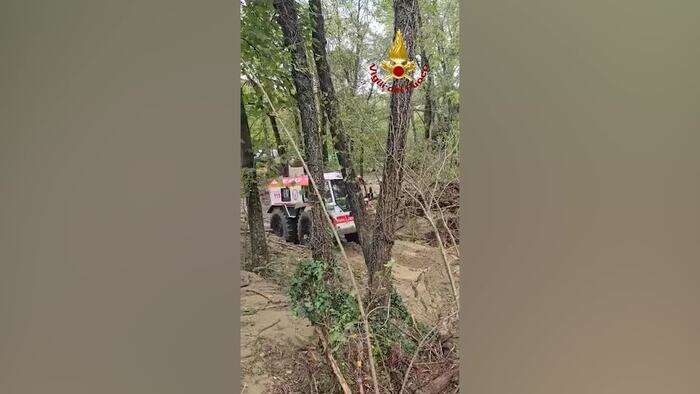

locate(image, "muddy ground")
[[241, 181, 459, 393]]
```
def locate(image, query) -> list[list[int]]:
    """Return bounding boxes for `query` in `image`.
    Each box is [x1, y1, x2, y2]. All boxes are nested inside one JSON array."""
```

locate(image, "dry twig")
[[258, 318, 281, 335], [316, 327, 352, 394], [246, 288, 277, 303]]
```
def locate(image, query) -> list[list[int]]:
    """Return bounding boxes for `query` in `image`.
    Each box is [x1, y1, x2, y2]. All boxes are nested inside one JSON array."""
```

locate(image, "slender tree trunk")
[[416, 2, 433, 141], [412, 109, 418, 144], [421, 49, 434, 140], [352, 44, 362, 94], [274, 0, 333, 262], [351, 0, 364, 94], [309, 0, 371, 259], [366, 83, 374, 102], [260, 108, 272, 157], [359, 145, 365, 177], [267, 113, 285, 157], [365, 0, 419, 300], [241, 90, 270, 270]]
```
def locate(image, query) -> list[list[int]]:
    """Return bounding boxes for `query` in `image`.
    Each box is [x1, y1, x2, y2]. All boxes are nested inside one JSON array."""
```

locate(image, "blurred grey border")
[[234, 2, 242, 393], [1, 0, 240, 393], [460, 0, 700, 392]]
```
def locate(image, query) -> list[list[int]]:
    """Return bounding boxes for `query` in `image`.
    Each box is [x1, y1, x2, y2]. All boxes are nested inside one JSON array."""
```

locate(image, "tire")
[[269, 207, 299, 243], [286, 214, 299, 243], [345, 232, 359, 243], [297, 209, 313, 246]]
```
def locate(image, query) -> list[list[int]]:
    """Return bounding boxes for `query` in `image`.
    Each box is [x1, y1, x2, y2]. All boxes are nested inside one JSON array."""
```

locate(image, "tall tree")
[[309, 0, 371, 257], [273, 0, 333, 262], [365, 0, 419, 300], [241, 89, 270, 270]]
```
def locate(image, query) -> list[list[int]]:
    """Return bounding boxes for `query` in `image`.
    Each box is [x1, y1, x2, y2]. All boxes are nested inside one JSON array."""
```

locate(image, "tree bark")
[[358, 145, 365, 177], [310, 47, 330, 165], [351, 2, 364, 95], [241, 90, 270, 270], [416, 2, 433, 141], [309, 0, 371, 259], [365, 0, 419, 300], [421, 49, 434, 141], [316, 88, 330, 165], [321, 112, 329, 165], [274, 0, 333, 262], [260, 107, 272, 157], [412, 109, 418, 144], [293, 108, 303, 153], [267, 113, 285, 157]]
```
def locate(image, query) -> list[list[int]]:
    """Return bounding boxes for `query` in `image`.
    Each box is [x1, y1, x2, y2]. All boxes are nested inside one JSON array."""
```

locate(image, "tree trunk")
[[260, 108, 272, 157], [416, 3, 433, 141], [366, 83, 374, 102], [309, 0, 371, 259], [351, 0, 364, 94], [359, 145, 365, 177], [274, 0, 333, 263], [316, 88, 330, 165], [421, 49, 434, 141], [293, 108, 303, 153], [241, 90, 270, 270], [321, 112, 329, 165], [365, 0, 419, 300], [310, 47, 329, 165], [412, 109, 418, 145], [267, 113, 285, 157]]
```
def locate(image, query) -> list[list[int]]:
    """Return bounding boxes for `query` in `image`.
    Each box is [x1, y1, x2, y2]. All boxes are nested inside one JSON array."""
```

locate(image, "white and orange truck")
[[266, 170, 358, 244]]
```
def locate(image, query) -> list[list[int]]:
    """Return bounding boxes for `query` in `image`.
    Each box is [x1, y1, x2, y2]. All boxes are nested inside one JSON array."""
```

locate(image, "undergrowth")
[[288, 258, 454, 392], [288, 259, 360, 351]]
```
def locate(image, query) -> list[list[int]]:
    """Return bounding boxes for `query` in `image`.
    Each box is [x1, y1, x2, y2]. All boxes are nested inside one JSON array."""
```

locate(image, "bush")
[[288, 260, 360, 350], [288, 260, 435, 363]]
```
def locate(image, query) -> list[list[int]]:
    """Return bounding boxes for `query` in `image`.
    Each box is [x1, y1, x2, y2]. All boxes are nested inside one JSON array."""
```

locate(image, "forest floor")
[[241, 224, 459, 393]]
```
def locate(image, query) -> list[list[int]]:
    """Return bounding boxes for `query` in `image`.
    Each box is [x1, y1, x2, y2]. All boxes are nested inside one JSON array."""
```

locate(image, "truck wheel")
[[345, 232, 359, 243], [270, 207, 299, 243], [297, 209, 313, 245]]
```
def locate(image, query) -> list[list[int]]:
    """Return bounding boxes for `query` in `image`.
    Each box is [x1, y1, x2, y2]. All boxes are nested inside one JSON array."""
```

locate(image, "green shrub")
[[289, 260, 431, 359], [288, 260, 360, 350]]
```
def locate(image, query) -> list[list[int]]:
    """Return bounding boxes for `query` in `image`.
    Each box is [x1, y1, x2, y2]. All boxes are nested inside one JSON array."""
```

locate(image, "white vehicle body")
[[266, 171, 357, 243]]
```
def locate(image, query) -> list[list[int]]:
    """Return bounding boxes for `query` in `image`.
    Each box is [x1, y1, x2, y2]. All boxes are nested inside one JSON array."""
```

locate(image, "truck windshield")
[[330, 179, 350, 211]]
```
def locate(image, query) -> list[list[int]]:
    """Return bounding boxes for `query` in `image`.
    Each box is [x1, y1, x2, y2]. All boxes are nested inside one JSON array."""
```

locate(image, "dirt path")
[[240, 232, 459, 393], [343, 240, 459, 324], [240, 271, 314, 393]]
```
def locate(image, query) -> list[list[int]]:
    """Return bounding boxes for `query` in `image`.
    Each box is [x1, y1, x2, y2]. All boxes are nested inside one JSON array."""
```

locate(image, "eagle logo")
[[380, 30, 417, 83]]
